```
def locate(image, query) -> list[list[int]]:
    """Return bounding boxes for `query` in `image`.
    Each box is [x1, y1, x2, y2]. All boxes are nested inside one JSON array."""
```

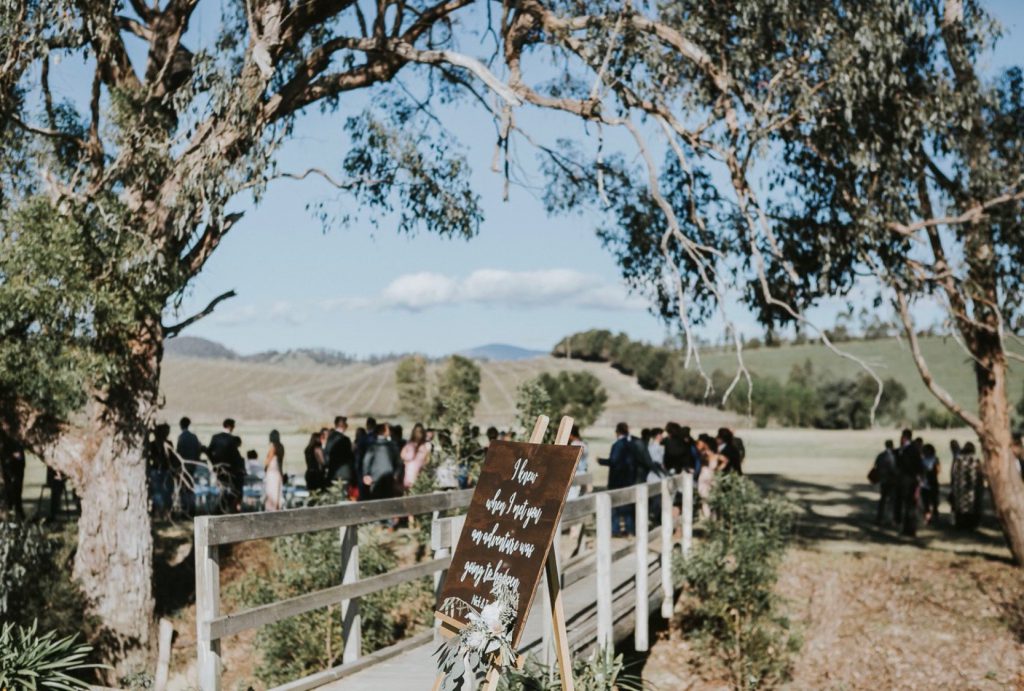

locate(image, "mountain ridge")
[[165, 336, 547, 364]]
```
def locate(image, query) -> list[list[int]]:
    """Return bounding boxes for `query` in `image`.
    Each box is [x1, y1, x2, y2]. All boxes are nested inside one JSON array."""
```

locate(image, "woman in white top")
[[568, 425, 590, 499], [264, 430, 284, 511]]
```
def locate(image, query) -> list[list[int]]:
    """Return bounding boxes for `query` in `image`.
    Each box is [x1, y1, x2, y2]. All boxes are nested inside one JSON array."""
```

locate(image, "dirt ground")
[[643, 547, 1024, 690], [640, 428, 1024, 690]]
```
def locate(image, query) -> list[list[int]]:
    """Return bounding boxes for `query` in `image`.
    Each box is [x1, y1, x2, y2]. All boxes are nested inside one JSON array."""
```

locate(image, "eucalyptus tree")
[[0, 0, 500, 672], [498, 0, 1024, 561]]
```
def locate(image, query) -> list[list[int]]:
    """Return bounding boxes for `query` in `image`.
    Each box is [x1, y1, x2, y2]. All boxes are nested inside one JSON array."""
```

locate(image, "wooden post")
[[432, 512, 451, 632], [634, 483, 649, 651], [545, 420, 575, 691], [595, 491, 613, 647], [195, 516, 221, 691], [340, 524, 360, 663], [154, 618, 174, 691], [541, 557, 554, 668], [682, 472, 694, 557], [660, 477, 674, 618]]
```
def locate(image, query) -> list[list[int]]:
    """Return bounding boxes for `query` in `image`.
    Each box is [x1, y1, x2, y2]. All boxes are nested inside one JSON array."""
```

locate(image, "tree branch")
[[163, 290, 237, 338], [888, 184, 1024, 236], [894, 288, 983, 432]]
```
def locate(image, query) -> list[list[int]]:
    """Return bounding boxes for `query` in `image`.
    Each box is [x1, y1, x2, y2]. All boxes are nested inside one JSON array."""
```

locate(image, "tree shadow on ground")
[[152, 522, 197, 617], [751, 472, 1012, 563]]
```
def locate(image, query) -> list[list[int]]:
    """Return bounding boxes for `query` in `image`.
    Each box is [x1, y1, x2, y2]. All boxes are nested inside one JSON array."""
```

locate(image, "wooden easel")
[[432, 414, 577, 691]]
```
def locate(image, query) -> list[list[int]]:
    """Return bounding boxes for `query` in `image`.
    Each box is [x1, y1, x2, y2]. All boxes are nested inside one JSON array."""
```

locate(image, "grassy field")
[[158, 354, 742, 432], [697, 335, 1024, 416]]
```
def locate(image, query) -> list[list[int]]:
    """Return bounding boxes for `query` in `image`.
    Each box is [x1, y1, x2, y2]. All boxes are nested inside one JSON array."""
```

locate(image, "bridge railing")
[[194, 472, 694, 691], [432, 474, 695, 660]]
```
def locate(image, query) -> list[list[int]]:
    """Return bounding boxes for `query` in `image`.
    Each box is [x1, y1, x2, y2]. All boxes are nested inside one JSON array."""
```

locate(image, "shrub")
[[501, 645, 651, 691], [0, 621, 101, 689], [233, 513, 434, 686], [915, 402, 962, 429], [675, 474, 799, 689], [0, 522, 90, 640]]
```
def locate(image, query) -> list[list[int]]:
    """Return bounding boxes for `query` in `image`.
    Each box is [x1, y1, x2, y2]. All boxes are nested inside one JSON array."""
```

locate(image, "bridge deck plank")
[[314, 536, 670, 690]]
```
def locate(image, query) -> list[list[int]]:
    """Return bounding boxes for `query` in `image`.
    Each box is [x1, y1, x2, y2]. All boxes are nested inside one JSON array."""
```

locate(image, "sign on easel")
[[434, 415, 581, 691]]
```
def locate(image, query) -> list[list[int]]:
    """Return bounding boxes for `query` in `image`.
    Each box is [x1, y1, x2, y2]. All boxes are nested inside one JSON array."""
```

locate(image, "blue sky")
[[162, 1, 1024, 358]]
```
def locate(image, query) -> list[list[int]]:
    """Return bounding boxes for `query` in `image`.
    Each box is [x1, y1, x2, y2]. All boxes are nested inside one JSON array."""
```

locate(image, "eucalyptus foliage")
[[676, 474, 798, 689], [501, 645, 651, 691]]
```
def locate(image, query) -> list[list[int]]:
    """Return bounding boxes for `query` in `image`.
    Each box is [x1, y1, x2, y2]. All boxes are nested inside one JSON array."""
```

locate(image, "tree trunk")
[[49, 318, 163, 680], [73, 419, 154, 680], [975, 352, 1024, 565]]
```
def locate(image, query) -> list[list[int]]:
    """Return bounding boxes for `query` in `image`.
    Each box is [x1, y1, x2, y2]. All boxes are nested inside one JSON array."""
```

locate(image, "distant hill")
[[555, 330, 1023, 418], [164, 336, 238, 360], [458, 343, 546, 361]]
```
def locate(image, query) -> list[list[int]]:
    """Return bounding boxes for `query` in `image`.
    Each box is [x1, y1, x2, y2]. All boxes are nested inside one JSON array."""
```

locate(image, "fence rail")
[[193, 471, 694, 691]]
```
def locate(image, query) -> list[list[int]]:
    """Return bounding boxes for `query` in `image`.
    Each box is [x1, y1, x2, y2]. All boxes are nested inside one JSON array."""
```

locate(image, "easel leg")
[[545, 549, 575, 691]]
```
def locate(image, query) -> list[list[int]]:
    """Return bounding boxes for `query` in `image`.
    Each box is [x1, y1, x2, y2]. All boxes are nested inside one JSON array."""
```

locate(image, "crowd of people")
[[597, 422, 745, 536], [150, 414, 747, 523], [300, 416, 434, 501], [158, 415, 441, 516], [868, 428, 1013, 535]]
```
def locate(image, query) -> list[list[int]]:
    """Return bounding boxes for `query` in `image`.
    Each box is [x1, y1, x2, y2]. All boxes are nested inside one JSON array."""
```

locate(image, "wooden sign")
[[436, 437, 582, 646]]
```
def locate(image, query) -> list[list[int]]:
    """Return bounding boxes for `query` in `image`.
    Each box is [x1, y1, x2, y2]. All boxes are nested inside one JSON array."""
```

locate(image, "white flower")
[[463, 629, 486, 651], [479, 601, 505, 634]]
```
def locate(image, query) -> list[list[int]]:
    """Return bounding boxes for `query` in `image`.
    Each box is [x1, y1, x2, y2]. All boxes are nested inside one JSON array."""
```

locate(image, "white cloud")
[[328, 268, 646, 313], [381, 272, 459, 310]]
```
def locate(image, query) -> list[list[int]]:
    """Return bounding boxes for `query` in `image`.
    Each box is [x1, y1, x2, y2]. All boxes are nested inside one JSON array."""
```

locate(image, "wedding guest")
[[176, 417, 201, 516], [599, 422, 639, 536], [400, 423, 431, 492], [264, 430, 285, 511], [696, 434, 725, 519], [325, 416, 355, 493], [568, 425, 591, 499], [304, 432, 327, 492], [362, 423, 398, 501]]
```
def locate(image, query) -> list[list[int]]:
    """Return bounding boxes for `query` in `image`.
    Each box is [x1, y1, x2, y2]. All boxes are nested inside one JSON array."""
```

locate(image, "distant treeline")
[[552, 330, 908, 429]]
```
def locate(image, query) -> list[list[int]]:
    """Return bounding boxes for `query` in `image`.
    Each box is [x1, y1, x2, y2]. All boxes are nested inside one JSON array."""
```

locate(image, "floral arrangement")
[[435, 579, 520, 690]]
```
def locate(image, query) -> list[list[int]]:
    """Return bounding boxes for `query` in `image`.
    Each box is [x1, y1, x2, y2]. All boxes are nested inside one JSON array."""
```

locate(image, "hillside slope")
[[693, 336, 1023, 416], [160, 355, 740, 431]]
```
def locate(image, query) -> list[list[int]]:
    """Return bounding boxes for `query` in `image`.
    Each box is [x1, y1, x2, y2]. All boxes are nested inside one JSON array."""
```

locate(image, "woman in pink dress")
[[400, 424, 431, 492], [263, 430, 284, 511], [695, 433, 725, 519]]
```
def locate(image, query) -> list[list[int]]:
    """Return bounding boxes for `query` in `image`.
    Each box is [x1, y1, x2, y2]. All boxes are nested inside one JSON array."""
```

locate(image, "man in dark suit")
[[599, 422, 639, 536], [895, 428, 923, 536], [209, 418, 244, 513], [324, 415, 355, 493], [716, 428, 743, 475], [176, 417, 202, 516]]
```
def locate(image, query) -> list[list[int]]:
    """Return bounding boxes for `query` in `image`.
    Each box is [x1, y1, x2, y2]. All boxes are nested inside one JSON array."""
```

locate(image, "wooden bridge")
[[194, 473, 695, 690]]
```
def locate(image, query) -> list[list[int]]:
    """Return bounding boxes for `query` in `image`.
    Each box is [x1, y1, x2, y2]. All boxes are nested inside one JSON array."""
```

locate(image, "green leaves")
[[515, 371, 608, 435], [0, 621, 102, 690], [675, 474, 797, 688]]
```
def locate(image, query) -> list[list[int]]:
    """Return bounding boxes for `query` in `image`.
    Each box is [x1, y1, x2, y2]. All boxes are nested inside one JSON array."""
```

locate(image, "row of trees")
[[397, 354, 608, 434], [2, 0, 1022, 675], [554, 329, 906, 428]]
